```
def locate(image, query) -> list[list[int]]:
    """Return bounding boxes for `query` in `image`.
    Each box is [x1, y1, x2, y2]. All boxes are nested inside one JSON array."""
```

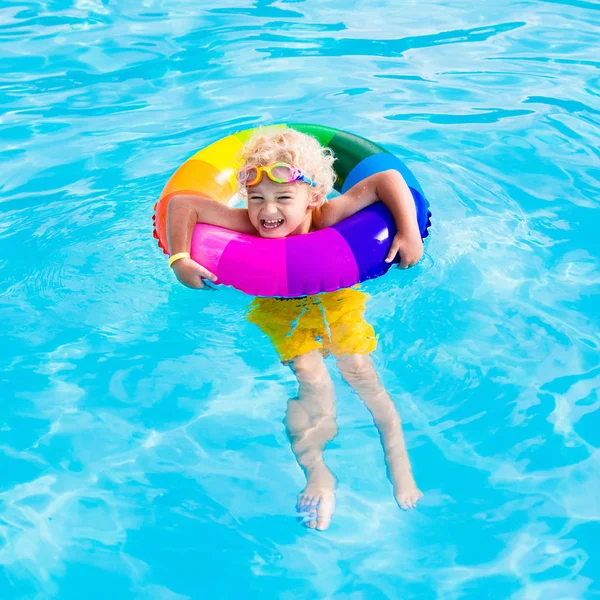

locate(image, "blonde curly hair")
[[236, 128, 336, 203]]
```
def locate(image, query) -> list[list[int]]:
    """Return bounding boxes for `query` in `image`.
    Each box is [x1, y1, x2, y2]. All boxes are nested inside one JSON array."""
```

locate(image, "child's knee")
[[290, 350, 328, 386], [337, 354, 378, 386], [285, 398, 338, 439]]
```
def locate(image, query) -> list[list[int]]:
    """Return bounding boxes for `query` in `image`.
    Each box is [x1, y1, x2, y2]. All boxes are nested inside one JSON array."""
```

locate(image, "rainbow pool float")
[[153, 123, 431, 297]]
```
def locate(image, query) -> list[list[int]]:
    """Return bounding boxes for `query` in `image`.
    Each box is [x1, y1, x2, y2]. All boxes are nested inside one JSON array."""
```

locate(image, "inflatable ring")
[[153, 124, 431, 297]]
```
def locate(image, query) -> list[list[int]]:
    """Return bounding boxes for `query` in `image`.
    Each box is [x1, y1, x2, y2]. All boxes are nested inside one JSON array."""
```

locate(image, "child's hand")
[[385, 230, 423, 269], [172, 257, 218, 289]]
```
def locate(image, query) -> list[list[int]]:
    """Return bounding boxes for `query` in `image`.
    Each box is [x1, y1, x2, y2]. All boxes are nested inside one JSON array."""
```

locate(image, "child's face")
[[246, 177, 321, 238]]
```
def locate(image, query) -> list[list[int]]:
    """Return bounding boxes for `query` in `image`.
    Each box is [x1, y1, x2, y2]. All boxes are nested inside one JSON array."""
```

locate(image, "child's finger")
[[399, 255, 414, 269], [200, 279, 218, 291], [385, 242, 400, 263], [197, 265, 218, 283]]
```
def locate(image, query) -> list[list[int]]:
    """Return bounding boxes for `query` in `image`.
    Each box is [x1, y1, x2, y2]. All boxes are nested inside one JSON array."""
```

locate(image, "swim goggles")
[[237, 162, 317, 187]]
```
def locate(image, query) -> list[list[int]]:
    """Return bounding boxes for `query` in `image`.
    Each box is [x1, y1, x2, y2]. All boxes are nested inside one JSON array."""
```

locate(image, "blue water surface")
[[1, 0, 599, 598]]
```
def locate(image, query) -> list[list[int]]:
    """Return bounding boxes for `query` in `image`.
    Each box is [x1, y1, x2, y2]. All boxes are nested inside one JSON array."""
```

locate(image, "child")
[[167, 129, 424, 531]]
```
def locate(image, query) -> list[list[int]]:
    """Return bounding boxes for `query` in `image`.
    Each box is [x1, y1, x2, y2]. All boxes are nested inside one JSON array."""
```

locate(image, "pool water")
[[1, 1, 599, 598]]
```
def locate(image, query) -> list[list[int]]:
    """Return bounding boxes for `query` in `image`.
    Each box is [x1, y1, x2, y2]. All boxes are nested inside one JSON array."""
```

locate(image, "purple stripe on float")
[[285, 228, 359, 297]]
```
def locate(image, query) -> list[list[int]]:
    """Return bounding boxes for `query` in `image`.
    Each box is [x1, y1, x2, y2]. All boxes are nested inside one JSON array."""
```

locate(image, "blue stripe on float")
[[341, 152, 424, 196], [411, 188, 432, 240], [332, 202, 397, 282]]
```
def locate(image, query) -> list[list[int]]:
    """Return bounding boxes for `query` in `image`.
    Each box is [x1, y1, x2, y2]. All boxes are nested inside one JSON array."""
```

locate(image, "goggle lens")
[[237, 167, 258, 185], [237, 163, 315, 187], [269, 164, 295, 182]]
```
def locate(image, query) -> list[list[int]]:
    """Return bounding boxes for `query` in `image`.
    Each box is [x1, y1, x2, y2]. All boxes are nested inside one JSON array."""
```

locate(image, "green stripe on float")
[[287, 123, 337, 148], [327, 130, 390, 191]]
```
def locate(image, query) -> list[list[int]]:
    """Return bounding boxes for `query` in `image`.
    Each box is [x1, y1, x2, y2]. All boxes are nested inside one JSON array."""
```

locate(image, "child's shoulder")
[[313, 172, 387, 230], [311, 190, 351, 230]]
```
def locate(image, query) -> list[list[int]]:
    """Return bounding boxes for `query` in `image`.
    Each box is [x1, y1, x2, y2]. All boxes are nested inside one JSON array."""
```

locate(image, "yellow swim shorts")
[[247, 287, 378, 363]]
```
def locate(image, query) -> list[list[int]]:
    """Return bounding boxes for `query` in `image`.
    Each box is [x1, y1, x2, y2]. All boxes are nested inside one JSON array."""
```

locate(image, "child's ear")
[[309, 190, 324, 208]]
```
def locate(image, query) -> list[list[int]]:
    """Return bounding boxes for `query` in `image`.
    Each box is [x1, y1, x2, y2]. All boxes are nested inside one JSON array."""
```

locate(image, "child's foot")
[[392, 469, 423, 510], [296, 464, 336, 531]]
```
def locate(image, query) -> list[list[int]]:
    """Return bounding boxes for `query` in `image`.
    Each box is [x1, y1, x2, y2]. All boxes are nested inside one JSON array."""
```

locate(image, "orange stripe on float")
[[154, 159, 235, 255], [159, 159, 234, 205]]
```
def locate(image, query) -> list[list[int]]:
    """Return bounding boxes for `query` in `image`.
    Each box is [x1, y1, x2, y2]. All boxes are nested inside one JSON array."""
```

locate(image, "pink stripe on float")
[[190, 224, 233, 278], [218, 234, 288, 297], [191, 224, 289, 296]]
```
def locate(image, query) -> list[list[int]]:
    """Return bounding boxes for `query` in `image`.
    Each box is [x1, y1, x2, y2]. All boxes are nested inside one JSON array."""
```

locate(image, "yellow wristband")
[[168, 252, 191, 268]]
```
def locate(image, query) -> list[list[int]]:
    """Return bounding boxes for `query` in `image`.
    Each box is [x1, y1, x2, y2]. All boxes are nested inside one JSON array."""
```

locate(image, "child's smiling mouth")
[[260, 218, 285, 230]]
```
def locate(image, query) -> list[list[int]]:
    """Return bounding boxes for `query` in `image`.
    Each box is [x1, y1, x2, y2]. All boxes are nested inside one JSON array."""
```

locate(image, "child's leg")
[[285, 349, 337, 530], [336, 353, 422, 510]]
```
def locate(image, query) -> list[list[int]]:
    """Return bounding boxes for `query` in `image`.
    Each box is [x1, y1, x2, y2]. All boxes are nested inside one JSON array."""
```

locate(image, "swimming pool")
[[1, 0, 598, 598]]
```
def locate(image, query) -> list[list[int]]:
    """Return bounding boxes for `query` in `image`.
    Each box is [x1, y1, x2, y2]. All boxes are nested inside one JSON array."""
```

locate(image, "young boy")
[[167, 129, 424, 531]]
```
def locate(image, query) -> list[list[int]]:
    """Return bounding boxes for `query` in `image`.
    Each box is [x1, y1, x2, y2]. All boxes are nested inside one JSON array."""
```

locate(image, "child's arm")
[[313, 170, 423, 268], [166, 193, 256, 289]]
